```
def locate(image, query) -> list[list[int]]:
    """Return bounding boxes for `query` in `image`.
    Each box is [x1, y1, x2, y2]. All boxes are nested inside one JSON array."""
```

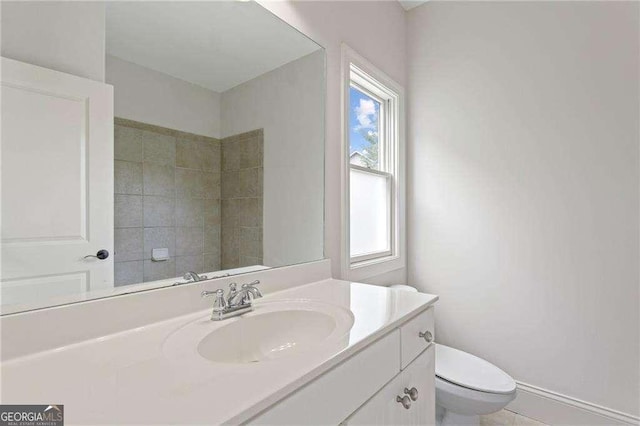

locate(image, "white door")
[[344, 345, 435, 425], [1, 57, 114, 310]]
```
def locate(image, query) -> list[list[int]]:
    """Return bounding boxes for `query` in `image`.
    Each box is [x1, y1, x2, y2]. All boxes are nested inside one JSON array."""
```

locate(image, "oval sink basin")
[[198, 309, 335, 363], [163, 300, 355, 365]]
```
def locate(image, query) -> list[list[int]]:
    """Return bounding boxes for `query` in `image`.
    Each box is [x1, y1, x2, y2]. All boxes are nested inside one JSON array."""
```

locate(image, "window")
[[342, 45, 405, 280], [349, 84, 391, 261]]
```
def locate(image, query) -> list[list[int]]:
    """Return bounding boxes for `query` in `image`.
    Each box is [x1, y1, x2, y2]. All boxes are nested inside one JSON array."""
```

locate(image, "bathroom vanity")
[[0, 262, 437, 425], [252, 284, 436, 425], [253, 310, 436, 425], [0, 2, 436, 423]]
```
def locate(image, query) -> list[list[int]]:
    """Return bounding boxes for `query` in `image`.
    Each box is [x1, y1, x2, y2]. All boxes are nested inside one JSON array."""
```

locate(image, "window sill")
[[346, 254, 405, 282]]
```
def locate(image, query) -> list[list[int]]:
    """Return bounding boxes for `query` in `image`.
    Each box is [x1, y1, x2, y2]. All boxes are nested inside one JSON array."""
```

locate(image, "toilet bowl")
[[435, 344, 516, 426], [389, 285, 516, 425]]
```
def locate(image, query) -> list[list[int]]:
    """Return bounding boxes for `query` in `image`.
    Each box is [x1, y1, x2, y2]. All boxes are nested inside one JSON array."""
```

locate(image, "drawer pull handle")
[[404, 387, 419, 401], [418, 330, 433, 343], [396, 395, 412, 409]]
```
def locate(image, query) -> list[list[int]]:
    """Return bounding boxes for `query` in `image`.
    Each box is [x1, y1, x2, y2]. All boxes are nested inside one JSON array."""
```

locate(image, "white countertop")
[[0, 279, 437, 425]]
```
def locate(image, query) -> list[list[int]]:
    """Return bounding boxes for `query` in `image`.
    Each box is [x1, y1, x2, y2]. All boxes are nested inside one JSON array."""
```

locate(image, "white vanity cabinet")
[[250, 306, 435, 426], [0, 275, 438, 425], [344, 346, 435, 426]]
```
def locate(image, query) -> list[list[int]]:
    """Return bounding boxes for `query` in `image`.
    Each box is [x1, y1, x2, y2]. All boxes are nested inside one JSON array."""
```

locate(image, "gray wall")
[[113, 119, 222, 286], [258, 1, 406, 282], [1, 1, 105, 82], [106, 55, 222, 139], [407, 1, 639, 417]]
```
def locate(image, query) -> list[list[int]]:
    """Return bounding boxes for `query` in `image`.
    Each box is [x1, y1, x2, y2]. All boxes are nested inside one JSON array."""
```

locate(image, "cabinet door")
[[251, 330, 401, 425], [401, 307, 434, 369], [344, 344, 435, 426]]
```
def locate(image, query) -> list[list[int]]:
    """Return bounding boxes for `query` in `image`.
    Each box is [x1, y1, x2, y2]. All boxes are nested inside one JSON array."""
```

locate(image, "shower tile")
[[115, 195, 143, 228], [114, 227, 143, 262], [143, 259, 176, 282], [115, 125, 143, 162], [239, 256, 260, 267], [176, 226, 204, 256], [203, 172, 221, 199], [204, 225, 221, 254], [238, 168, 260, 198], [176, 138, 201, 170], [175, 255, 204, 276], [201, 141, 221, 172], [176, 198, 204, 227], [176, 168, 204, 198], [143, 131, 175, 166], [143, 196, 175, 227], [204, 253, 221, 272], [221, 249, 239, 270], [240, 136, 263, 169], [204, 199, 221, 226], [239, 226, 262, 243], [143, 227, 175, 260], [238, 226, 262, 259], [115, 261, 143, 287], [221, 199, 239, 229], [222, 141, 240, 171], [116, 123, 261, 283], [238, 198, 262, 227], [143, 163, 175, 196], [221, 171, 239, 199], [221, 224, 238, 270], [221, 226, 237, 248], [114, 160, 143, 195]]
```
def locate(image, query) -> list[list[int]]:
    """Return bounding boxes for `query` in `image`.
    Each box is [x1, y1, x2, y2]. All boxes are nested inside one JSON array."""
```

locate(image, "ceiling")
[[106, 1, 321, 93], [398, 1, 429, 11]]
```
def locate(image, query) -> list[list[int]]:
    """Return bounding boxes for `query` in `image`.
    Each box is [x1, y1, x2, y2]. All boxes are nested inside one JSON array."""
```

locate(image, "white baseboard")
[[507, 381, 639, 426]]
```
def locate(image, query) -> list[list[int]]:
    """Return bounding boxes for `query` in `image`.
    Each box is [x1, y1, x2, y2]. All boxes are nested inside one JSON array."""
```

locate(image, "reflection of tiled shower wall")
[[113, 118, 221, 286], [221, 130, 264, 269]]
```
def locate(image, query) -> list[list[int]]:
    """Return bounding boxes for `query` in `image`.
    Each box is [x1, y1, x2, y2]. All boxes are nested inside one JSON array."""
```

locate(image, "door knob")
[[418, 330, 433, 343], [404, 387, 419, 401], [84, 249, 109, 260], [396, 395, 411, 409]]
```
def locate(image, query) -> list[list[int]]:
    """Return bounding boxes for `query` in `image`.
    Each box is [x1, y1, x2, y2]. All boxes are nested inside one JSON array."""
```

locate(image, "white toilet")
[[390, 285, 517, 426], [435, 344, 516, 425]]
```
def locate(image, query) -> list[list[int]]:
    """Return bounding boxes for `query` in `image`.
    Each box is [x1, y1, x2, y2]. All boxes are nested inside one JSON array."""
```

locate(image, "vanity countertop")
[[0, 279, 437, 425]]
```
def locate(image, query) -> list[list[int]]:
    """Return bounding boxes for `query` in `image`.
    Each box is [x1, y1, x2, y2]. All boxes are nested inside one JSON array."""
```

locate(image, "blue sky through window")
[[349, 86, 379, 155]]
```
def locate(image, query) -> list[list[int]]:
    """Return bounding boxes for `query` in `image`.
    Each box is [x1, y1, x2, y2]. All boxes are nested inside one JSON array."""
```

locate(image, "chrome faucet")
[[173, 272, 229, 286], [183, 271, 207, 282], [201, 280, 262, 321]]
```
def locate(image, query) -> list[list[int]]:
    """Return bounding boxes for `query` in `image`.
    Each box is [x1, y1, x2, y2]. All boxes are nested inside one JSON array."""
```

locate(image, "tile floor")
[[480, 409, 548, 426]]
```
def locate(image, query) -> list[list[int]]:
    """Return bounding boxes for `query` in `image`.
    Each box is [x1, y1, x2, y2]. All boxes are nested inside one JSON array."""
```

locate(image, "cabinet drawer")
[[250, 329, 401, 425], [344, 344, 435, 426], [400, 307, 434, 369]]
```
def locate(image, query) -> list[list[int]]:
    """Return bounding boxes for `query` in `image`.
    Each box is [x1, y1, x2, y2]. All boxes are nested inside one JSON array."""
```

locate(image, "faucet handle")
[[202, 289, 228, 313], [201, 288, 222, 298], [241, 280, 263, 299]]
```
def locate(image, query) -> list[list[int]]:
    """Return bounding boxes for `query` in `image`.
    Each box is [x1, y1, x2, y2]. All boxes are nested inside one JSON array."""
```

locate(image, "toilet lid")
[[435, 344, 516, 394]]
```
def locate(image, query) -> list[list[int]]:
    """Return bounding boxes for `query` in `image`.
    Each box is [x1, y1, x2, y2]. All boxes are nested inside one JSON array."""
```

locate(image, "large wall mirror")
[[0, 1, 325, 314]]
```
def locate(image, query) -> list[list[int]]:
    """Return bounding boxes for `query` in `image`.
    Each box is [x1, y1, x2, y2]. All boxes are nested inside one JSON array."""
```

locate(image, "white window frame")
[[341, 44, 405, 281]]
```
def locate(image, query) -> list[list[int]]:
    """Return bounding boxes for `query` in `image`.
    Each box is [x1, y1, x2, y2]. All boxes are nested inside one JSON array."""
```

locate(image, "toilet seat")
[[436, 376, 516, 416], [436, 344, 516, 394]]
